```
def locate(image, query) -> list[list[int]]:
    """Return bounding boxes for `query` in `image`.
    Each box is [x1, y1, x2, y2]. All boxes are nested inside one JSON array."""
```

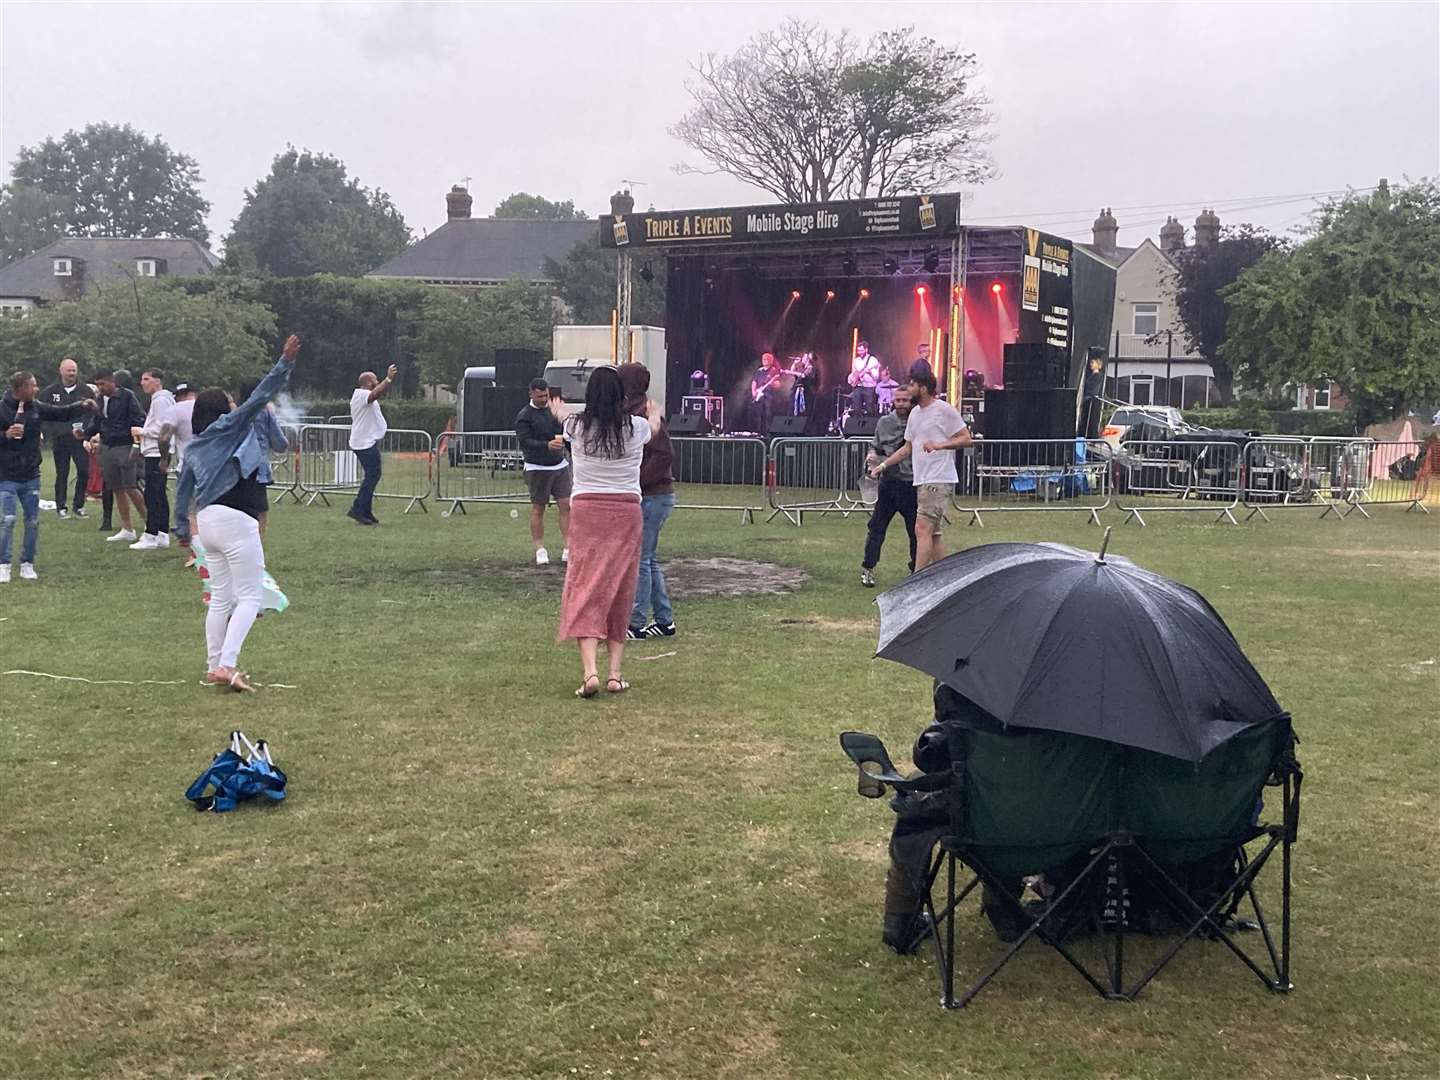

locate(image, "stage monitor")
[[669, 414, 713, 436], [842, 415, 880, 438], [768, 415, 809, 437]]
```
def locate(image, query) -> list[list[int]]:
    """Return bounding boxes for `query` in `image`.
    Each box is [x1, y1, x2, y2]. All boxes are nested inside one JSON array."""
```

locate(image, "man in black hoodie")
[[39, 356, 96, 519], [514, 378, 570, 566], [1, 370, 96, 581]]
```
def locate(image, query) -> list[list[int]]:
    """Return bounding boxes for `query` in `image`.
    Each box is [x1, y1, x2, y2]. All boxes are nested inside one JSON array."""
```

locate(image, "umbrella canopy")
[[875, 540, 1285, 761]]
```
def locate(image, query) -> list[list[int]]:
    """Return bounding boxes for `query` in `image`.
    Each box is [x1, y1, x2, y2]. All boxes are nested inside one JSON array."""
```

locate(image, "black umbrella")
[[874, 533, 1285, 761]]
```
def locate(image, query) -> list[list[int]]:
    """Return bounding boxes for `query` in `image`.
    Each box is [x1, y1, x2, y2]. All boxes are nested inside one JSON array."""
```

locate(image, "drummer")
[[876, 365, 899, 413]]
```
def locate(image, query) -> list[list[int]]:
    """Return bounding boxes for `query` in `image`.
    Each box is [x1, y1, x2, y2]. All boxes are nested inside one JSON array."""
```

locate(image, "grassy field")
[[1, 471, 1437, 1079]]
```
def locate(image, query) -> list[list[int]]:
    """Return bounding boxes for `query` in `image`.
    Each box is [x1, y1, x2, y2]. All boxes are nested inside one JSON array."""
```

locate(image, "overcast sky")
[[3, 1, 1437, 252]]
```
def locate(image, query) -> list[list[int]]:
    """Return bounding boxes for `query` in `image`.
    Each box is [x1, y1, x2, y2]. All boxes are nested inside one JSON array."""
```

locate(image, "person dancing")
[[552, 366, 662, 698], [174, 334, 301, 692]]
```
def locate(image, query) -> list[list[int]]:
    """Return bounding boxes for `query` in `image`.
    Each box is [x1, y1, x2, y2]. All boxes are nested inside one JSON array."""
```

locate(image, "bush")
[[1183, 406, 1357, 437], [290, 398, 456, 436]]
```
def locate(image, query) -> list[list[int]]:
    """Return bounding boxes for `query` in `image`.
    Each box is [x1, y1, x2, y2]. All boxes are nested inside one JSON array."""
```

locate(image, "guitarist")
[[749, 351, 788, 434]]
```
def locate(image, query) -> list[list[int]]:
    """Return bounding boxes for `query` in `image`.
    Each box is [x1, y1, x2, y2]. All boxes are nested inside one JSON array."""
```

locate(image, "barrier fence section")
[[295, 424, 433, 513], [433, 431, 529, 515], [669, 436, 768, 522], [951, 438, 1111, 527], [767, 437, 870, 525], [1112, 438, 1243, 525], [1357, 439, 1432, 514], [270, 423, 304, 505], [1239, 437, 1369, 521]]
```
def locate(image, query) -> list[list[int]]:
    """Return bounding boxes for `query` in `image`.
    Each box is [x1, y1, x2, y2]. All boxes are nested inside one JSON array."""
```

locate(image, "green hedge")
[[1184, 406, 1357, 437], [293, 399, 456, 436]]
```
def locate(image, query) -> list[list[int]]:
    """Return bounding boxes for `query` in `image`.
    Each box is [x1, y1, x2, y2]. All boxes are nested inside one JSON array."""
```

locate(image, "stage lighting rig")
[[883, 257, 899, 275], [842, 253, 857, 277], [923, 247, 940, 273], [638, 261, 654, 283]]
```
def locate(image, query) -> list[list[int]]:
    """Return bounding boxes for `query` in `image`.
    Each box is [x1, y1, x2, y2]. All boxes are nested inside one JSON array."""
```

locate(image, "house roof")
[[0, 237, 218, 302], [1078, 237, 1183, 271], [366, 218, 597, 283]]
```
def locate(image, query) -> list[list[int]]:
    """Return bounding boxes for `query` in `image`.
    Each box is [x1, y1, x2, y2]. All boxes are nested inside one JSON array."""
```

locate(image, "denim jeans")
[[630, 492, 675, 629], [0, 477, 41, 565], [351, 444, 383, 519]]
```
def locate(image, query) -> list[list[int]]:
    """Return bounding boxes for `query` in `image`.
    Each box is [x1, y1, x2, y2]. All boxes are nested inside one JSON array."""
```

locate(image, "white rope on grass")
[[3, 670, 297, 689]]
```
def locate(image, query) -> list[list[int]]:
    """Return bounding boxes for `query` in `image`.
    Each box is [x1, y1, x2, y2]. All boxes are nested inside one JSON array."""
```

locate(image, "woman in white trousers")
[[175, 334, 300, 692]]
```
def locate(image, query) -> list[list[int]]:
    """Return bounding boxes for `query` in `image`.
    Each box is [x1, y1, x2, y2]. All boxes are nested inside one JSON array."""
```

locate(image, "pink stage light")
[[859, 288, 871, 299], [791, 290, 802, 300], [915, 285, 927, 297], [991, 282, 1003, 296], [825, 290, 836, 301]]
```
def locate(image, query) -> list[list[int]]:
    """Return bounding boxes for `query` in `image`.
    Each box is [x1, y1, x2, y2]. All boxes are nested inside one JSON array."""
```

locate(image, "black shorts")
[[526, 466, 572, 505]]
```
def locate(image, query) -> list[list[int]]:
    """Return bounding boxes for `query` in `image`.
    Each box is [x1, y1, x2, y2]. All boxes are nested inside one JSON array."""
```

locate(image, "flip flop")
[[606, 678, 630, 694]]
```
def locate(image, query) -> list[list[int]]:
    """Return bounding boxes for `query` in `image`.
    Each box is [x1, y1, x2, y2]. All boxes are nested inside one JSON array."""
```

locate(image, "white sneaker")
[[18, 563, 37, 581], [561, 547, 570, 563], [106, 529, 137, 543], [156, 532, 171, 549], [0, 565, 9, 584], [535, 547, 550, 566], [130, 535, 159, 550]]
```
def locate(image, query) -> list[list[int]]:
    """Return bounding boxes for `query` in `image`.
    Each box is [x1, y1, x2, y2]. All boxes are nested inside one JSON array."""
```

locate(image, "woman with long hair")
[[552, 365, 662, 697], [174, 334, 300, 692]]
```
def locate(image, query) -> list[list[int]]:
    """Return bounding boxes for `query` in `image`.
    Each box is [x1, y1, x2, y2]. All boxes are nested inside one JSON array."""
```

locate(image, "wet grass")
[[1, 475, 1437, 1079]]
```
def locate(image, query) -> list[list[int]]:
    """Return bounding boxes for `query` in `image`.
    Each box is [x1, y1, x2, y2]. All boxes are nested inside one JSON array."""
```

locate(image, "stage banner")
[[601, 193, 964, 249], [1019, 229, 1073, 353]]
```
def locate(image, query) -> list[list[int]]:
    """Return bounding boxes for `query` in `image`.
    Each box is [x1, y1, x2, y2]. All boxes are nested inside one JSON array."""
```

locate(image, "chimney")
[[1091, 207, 1118, 254], [1159, 216, 1185, 253], [610, 189, 635, 217], [445, 185, 473, 221], [1193, 208, 1220, 247]]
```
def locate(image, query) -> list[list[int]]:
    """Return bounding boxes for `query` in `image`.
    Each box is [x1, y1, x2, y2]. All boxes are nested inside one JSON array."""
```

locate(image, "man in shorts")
[[868, 370, 973, 572], [81, 369, 148, 543], [514, 378, 570, 566]]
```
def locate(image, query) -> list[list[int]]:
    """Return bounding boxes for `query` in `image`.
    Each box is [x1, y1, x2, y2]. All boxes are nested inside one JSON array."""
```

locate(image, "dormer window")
[[53, 258, 73, 277], [136, 259, 157, 277]]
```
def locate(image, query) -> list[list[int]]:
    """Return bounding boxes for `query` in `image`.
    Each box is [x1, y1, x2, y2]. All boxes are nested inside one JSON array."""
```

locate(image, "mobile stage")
[[601, 193, 1116, 437]]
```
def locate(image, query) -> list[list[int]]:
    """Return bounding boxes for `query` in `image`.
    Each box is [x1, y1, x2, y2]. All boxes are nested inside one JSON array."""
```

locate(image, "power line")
[[966, 186, 1373, 227]]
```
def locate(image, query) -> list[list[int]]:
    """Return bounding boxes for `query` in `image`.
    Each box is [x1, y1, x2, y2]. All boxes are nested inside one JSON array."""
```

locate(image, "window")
[[1312, 380, 1331, 410], [0, 303, 28, 318], [52, 258, 72, 277], [136, 259, 157, 277], [1130, 376, 1154, 405], [1132, 303, 1159, 336]]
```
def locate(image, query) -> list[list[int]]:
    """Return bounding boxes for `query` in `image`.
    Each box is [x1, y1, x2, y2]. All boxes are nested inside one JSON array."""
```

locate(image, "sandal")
[[606, 678, 630, 694], [208, 667, 256, 693], [575, 674, 600, 699]]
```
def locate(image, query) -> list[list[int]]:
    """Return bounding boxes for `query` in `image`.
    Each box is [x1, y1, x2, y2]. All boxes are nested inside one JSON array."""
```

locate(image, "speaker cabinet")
[[841, 415, 880, 438], [982, 388, 1076, 441], [1003, 342, 1069, 389], [768, 415, 810, 437], [668, 413, 713, 436]]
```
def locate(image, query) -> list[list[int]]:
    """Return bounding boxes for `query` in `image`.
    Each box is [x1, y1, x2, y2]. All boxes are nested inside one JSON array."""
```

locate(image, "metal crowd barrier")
[[325, 414, 350, 426], [952, 438, 1111, 527], [1112, 439, 1243, 525], [295, 424, 433, 514], [1357, 439, 1432, 515], [1238, 437, 1370, 521], [433, 430, 529, 516], [269, 423, 304, 505], [669, 435, 768, 523], [767, 437, 871, 525]]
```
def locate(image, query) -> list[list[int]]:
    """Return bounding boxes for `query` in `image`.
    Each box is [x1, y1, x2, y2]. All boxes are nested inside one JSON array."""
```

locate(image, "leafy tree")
[[0, 184, 70, 264], [224, 148, 410, 277], [671, 20, 993, 202], [546, 239, 665, 327], [1221, 180, 1440, 425], [1170, 224, 1287, 401], [0, 278, 273, 388], [2, 123, 210, 260], [493, 193, 588, 220], [415, 279, 556, 391]]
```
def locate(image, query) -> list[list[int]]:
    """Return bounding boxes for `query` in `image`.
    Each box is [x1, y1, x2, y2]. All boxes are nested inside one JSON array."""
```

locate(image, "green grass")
[[2, 470, 1437, 1079]]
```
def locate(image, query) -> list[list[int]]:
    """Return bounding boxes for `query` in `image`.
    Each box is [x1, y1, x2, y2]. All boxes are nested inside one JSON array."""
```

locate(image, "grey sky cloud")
[[2, 2, 1436, 254]]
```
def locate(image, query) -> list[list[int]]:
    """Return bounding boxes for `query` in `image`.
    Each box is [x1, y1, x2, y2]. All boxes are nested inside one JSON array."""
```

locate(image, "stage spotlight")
[[802, 257, 816, 277], [882, 257, 899, 275], [638, 261, 654, 284], [991, 281, 1003, 295], [825, 289, 836, 302], [791, 290, 802, 300], [842, 254, 857, 276], [915, 285, 927, 297], [859, 288, 871, 300], [953, 285, 964, 298], [923, 247, 940, 273]]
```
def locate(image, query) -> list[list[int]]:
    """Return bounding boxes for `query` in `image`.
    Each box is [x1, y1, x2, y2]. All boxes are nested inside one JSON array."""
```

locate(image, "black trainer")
[[643, 622, 676, 638], [625, 626, 647, 641]]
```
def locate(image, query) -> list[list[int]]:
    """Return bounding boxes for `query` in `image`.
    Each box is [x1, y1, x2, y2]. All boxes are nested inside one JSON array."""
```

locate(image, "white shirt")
[[168, 399, 196, 465], [851, 354, 880, 387], [140, 389, 176, 457], [904, 397, 967, 487], [563, 414, 652, 496], [349, 387, 388, 451]]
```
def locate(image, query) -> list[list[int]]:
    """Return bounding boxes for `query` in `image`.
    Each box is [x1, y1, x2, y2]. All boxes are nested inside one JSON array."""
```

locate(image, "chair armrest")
[[839, 731, 947, 799]]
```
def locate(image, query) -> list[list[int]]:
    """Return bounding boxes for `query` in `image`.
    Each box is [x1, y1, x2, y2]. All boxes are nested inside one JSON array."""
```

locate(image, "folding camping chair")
[[842, 714, 1302, 1009]]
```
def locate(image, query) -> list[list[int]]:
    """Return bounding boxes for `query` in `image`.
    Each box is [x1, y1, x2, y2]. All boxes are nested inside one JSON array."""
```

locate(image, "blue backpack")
[[186, 730, 287, 813]]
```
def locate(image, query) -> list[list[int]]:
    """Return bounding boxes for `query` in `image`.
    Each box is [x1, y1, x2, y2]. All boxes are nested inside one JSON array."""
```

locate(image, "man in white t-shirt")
[[348, 363, 396, 525], [132, 367, 176, 550], [869, 369, 973, 571]]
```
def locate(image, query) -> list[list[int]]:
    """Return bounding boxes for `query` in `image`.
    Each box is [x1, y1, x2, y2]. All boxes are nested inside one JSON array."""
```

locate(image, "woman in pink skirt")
[[552, 366, 662, 697]]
